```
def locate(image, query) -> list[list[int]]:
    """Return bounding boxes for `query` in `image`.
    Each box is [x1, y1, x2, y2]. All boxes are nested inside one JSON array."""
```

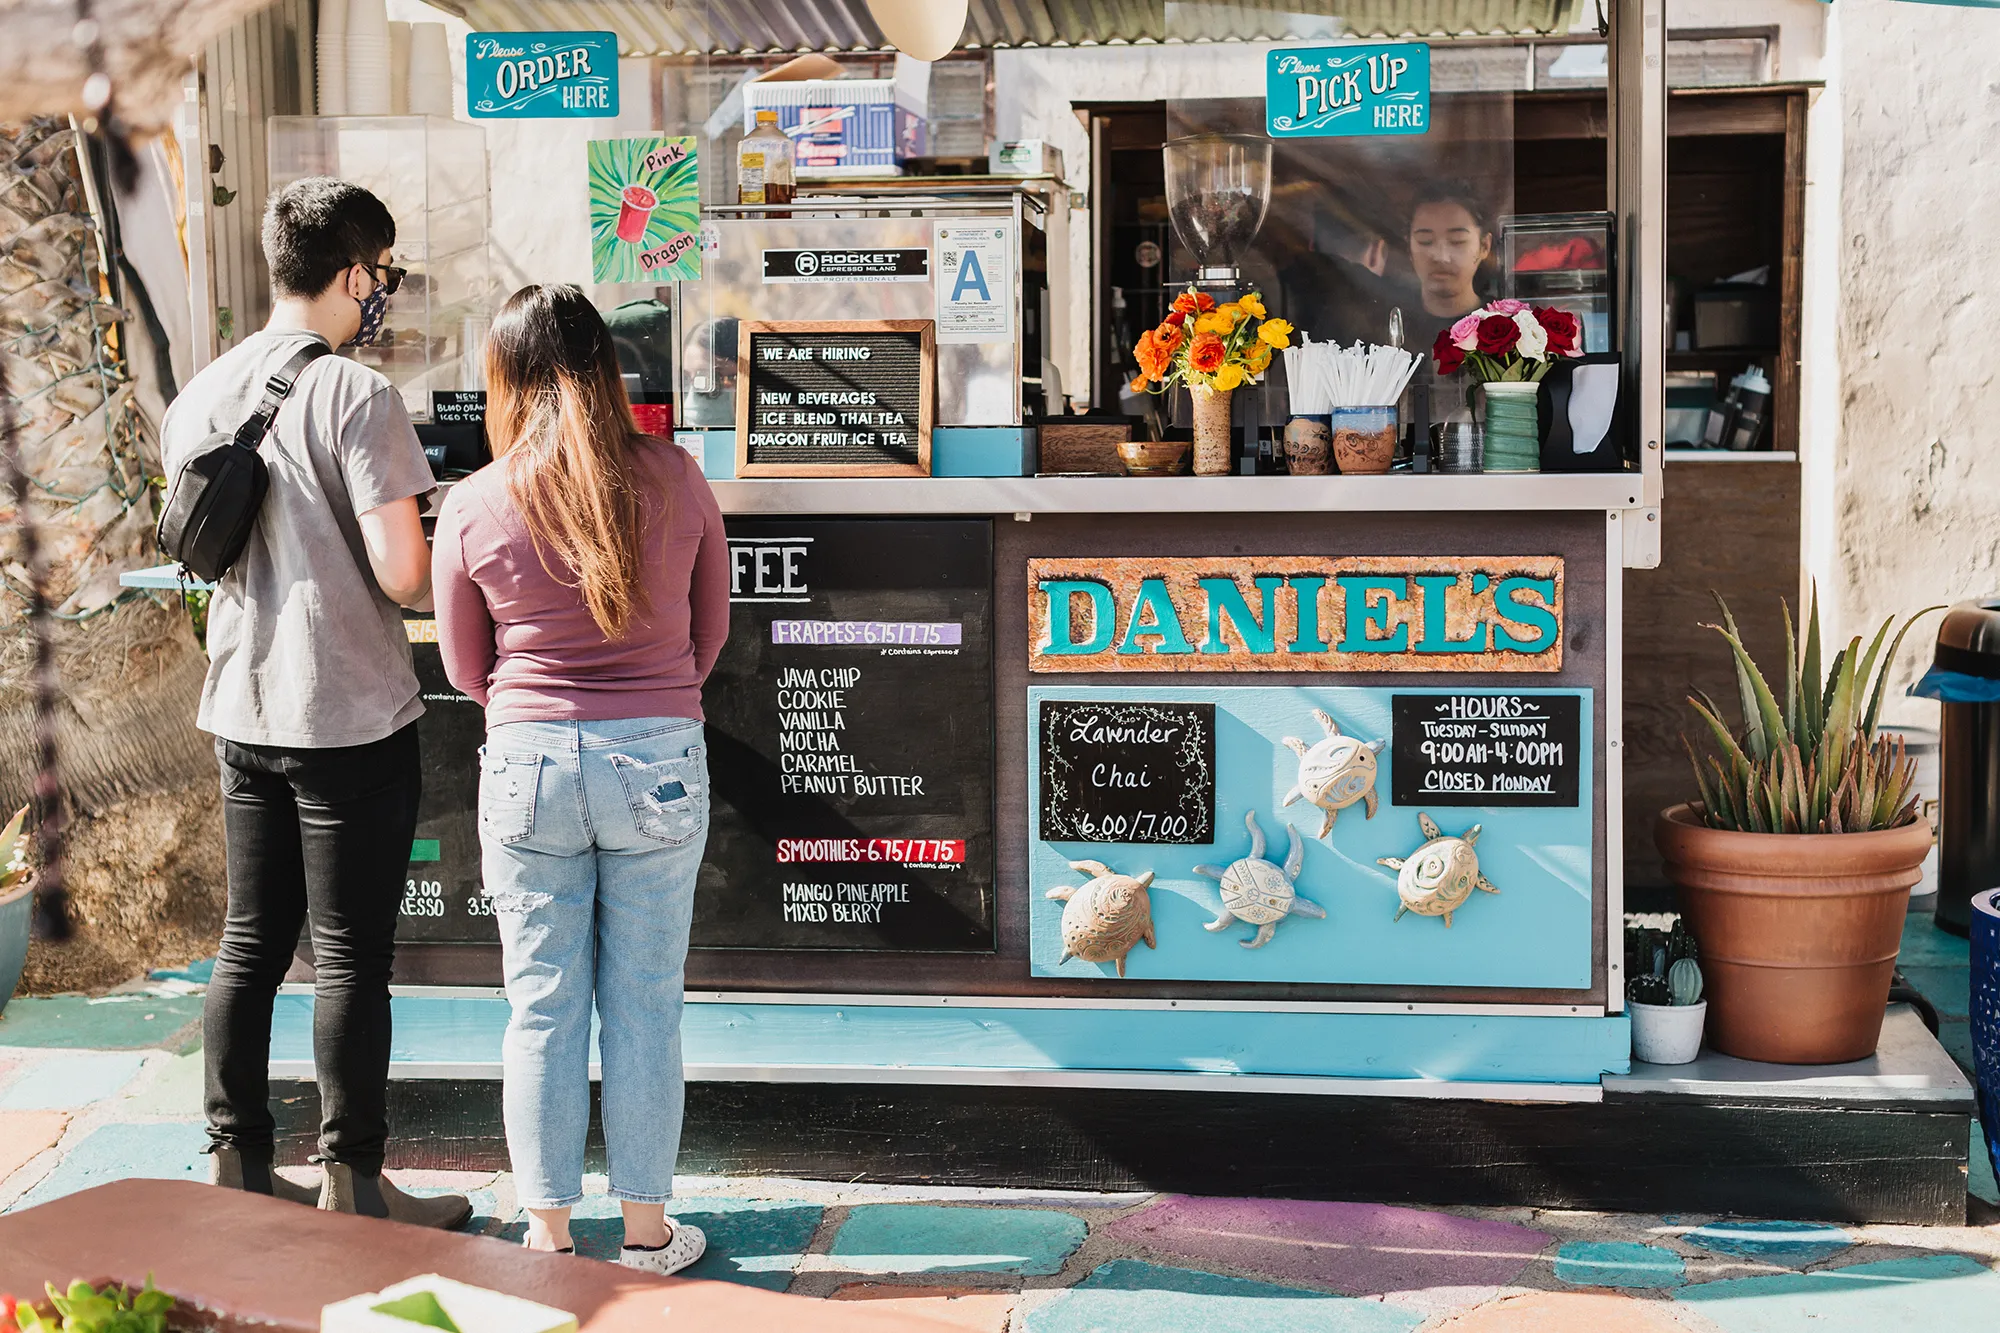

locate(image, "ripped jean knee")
[[486, 888, 553, 914]]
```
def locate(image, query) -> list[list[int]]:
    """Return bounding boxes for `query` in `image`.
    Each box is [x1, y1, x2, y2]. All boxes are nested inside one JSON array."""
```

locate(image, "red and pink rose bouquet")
[[1430, 300, 1583, 382]]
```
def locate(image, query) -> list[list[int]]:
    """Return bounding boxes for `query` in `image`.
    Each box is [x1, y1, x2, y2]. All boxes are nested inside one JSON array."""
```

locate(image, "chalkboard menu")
[[1038, 700, 1215, 844], [429, 390, 485, 425], [698, 518, 994, 951], [735, 320, 934, 477], [398, 616, 495, 943], [1391, 693, 1582, 807]]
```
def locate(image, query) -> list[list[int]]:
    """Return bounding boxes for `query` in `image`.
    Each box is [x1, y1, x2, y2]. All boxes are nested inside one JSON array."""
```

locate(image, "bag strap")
[[230, 340, 331, 451]]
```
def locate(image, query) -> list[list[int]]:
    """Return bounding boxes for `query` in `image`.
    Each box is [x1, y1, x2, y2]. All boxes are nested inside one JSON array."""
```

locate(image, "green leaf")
[[1781, 599, 1800, 743], [1802, 583, 1824, 738], [1703, 611, 1786, 762], [1687, 695, 1753, 772], [1862, 606, 1945, 736], [1823, 640, 1860, 748]]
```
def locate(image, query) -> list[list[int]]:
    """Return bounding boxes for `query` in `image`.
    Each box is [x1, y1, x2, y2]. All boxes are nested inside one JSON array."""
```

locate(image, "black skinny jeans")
[[203, 723, 421, 1171]]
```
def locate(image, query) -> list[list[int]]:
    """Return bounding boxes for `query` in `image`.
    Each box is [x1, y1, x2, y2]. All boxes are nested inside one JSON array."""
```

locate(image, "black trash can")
[[1917, 599, 2000, 935]]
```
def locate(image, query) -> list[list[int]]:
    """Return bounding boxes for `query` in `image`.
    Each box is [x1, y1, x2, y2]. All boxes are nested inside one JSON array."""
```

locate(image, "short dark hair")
[[261, 177, 396, 298], [1409, 179, 1492, 236]]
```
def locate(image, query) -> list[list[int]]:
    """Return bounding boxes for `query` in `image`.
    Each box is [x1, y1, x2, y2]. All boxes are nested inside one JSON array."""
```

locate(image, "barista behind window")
[[679, 316, 739, 428], [1405, 179, 1495, 354]]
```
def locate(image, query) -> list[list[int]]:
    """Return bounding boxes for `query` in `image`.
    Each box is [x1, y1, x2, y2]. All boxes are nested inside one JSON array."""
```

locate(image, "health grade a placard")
[[1267, 42, 1430, 138], [588, 137, 700, 283]]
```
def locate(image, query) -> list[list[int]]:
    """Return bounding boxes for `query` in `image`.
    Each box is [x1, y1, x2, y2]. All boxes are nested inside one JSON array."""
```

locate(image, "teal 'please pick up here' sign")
[[467, 32, 618, 119], [1266, 42, 1431, 138]]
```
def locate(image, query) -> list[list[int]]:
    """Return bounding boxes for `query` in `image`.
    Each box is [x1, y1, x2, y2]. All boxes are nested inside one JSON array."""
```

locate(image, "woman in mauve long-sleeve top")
[[431, 284, 729, 1273]]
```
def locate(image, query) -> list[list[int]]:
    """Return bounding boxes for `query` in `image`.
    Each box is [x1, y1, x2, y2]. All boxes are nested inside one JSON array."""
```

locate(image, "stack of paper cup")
[[407, 23, 453, 117], [344, 0, 392, 115], [388, 22, 411, 115], [315, 0, 348, 115]]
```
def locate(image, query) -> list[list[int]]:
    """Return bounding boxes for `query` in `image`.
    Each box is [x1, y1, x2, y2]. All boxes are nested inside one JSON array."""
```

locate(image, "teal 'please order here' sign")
[[467, 32, 618, 119], [1266, 42, 1431, 138]]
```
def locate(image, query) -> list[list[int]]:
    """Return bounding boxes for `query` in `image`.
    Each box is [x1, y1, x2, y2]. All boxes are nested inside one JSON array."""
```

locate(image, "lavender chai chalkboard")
[[1039, 700, 1215, 844]]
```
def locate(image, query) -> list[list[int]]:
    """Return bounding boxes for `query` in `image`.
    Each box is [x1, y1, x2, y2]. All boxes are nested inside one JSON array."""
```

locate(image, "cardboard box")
[[989, 140, 1064, 178]]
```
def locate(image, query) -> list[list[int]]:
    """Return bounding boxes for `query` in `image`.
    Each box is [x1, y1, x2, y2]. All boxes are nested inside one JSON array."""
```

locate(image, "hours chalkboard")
[[1038, 700, 1215, 844], [1391, 693, 1582, 807], [735, 320, 934, 477], [697, 518, 994, 952]]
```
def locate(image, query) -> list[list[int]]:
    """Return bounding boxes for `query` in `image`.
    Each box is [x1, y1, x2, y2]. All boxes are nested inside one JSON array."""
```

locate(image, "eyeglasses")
[[359, 262, 407, 296]]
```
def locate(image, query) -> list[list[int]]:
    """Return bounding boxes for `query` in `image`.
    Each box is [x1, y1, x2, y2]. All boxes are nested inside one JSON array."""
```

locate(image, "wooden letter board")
[[736, 320, 934, 477]]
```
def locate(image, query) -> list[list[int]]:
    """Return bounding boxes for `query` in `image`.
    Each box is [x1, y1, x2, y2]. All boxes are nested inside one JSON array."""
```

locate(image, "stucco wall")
[[1815, 0, 2000, 724]]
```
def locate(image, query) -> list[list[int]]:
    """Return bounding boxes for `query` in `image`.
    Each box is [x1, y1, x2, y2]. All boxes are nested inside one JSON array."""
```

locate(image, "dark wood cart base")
[[268, 1009, 1970, 1227]]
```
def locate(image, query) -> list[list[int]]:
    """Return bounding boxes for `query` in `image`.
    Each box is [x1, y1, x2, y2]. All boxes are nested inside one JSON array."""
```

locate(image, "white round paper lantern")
[[865, 0, 968, 62]]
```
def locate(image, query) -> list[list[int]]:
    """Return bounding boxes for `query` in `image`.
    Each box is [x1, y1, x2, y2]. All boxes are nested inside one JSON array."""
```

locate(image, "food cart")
[[139, 0, 1973, 1220]]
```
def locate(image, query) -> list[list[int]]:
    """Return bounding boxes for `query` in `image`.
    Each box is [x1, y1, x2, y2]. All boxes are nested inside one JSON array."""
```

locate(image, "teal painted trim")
[[675, 431, 738, 480], [118, 564, 208, 591], [270, 993, 1630, 1084], [934, 428, 1034, 477], [677, 428, 1032, 479]]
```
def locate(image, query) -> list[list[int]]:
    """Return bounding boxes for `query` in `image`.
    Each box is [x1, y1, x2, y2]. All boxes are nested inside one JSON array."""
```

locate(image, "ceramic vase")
[[1190, 384, 1232, 477], [1283, 415, 1330, 475], [1478, 380, 1541, 473], [1973, 890, 2000, 1197], [1656, 803, 1932, 1063], [1628, 999, 1707, 1065]]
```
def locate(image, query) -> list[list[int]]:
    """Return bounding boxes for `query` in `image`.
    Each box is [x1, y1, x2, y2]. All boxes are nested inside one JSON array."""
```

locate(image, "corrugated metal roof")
[[446, 0, 1581, 57]]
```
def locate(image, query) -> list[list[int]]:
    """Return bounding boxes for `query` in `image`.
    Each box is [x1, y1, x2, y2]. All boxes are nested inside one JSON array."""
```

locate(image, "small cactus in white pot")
[[1628, 939, 1708, 1066]]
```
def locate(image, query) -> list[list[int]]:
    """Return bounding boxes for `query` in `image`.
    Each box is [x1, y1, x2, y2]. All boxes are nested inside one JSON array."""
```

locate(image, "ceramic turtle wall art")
[[1281, 708, 1386, 839], [1195, 810, 1326, 949], [1046, 859, 1157, 977], [1379, 812, 1501, 928]]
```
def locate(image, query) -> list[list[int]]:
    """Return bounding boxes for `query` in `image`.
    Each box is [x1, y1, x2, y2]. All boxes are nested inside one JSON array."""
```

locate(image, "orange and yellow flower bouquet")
[[1130, 287, 1293, 396]]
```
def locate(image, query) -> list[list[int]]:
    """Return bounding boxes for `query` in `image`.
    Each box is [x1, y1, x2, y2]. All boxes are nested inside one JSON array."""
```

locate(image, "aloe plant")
[[1684, 591, 1936, 834], [0, 806, 30, 894]]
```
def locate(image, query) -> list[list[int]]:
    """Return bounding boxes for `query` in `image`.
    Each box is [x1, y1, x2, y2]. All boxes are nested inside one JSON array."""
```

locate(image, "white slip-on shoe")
[[617, 1221, 706, 1276]]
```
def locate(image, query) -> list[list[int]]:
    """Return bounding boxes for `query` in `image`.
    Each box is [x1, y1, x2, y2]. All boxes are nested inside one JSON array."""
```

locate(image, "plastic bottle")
[[1726, 366, 1772, 451], [738, 110, 795, 218], [1701, 372, 1744, 449]]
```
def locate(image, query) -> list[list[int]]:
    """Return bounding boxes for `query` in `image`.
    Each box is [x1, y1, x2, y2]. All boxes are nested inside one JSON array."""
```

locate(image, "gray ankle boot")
[[318, 1161, 473, 1230], [208, 1144, 319, 1206]]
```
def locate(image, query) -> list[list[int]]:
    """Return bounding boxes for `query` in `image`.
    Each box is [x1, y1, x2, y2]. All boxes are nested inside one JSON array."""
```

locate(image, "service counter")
[[388, 477, 1630, 1096]]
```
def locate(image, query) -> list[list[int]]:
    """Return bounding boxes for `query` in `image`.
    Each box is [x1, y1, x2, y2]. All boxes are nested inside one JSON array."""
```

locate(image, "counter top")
[[712, 472, 1649, 516]]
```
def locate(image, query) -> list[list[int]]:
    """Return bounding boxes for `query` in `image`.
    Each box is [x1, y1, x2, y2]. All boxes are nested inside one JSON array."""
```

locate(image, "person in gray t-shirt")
[[160, 177, 466, 1229]]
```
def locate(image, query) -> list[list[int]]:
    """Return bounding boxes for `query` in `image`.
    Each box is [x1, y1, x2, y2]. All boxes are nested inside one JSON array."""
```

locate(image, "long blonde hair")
[[484, 284, 655, 640]]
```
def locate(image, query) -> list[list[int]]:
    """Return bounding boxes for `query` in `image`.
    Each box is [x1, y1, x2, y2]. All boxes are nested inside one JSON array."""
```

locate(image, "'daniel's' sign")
[[1027, 557, 1562, 673]]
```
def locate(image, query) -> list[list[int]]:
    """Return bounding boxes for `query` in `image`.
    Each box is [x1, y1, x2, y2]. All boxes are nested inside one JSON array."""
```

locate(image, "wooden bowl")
[[1117, 439, 1192, 476]]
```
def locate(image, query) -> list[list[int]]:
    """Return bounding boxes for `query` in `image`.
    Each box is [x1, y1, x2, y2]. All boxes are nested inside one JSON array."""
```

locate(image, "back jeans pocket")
[[478, 747, 542, 845], [610, 746, 707, 846]]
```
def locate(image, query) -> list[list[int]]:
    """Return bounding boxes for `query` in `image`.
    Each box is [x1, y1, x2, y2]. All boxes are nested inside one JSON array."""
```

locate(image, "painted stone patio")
[[2, 952, 1998, 1330]]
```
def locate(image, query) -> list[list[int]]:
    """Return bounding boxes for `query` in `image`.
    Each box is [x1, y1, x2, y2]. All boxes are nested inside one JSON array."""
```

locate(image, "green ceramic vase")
[[1479, 381, 1541, 473]]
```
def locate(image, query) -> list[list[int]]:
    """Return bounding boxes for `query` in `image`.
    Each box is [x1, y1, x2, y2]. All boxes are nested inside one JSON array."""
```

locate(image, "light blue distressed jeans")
[[478, 716, 708, 1209]]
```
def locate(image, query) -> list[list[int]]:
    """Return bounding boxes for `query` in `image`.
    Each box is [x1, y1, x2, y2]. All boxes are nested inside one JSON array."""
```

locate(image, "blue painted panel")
[[1267, 44, 1431, 139], [934, 428, 1034, 477], [679, 428, 1032, 479], [1028, 685, 1594, 988], [467, 33, 618, 119], [271, 993, 1628, 1084]]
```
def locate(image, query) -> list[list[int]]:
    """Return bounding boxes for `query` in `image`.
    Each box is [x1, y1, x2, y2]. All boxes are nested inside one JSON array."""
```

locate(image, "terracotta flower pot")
[[1655, 803, 1933, 1064]]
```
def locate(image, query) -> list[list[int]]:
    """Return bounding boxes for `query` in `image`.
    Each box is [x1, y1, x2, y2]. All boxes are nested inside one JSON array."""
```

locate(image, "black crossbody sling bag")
[[156, 341, 329, 583]]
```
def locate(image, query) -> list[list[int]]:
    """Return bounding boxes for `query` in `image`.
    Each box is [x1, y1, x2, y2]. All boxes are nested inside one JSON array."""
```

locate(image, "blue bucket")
[[1974, 889, 2000, 1189]]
